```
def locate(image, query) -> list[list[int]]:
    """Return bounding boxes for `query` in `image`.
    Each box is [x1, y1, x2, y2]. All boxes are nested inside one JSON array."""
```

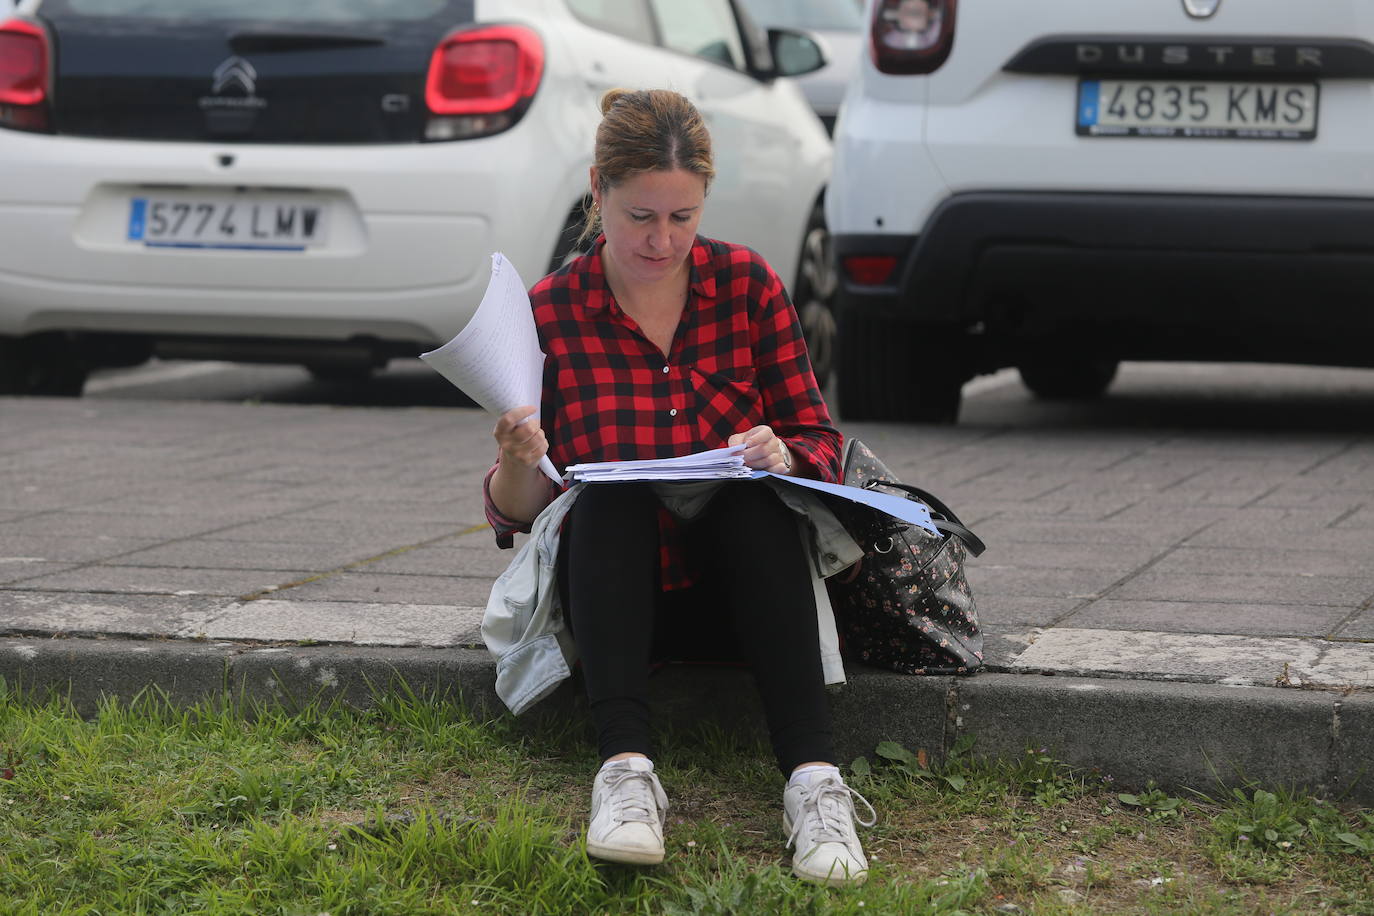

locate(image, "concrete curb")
[[0, 636, 1368, 804]]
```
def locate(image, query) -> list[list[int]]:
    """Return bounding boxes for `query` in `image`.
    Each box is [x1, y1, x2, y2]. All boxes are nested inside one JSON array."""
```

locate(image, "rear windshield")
[[48, 0, 449, 22]]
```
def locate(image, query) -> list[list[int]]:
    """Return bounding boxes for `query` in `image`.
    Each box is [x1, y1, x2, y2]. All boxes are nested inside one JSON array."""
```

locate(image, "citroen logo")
[[211, 56, 257, 95], [1182, 0, 1221, 19]]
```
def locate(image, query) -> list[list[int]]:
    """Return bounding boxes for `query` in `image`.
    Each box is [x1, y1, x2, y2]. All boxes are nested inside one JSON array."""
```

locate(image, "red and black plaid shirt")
[[485, 234, 842, 589]]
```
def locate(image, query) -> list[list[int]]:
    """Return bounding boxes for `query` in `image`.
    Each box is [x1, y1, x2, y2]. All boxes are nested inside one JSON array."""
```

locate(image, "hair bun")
[[599, 88, 631, 116]]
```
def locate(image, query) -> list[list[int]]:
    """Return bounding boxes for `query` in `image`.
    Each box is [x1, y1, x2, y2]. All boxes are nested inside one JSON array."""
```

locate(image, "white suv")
[[829, 0, 1374, 422], [0, 0, 831, 395]]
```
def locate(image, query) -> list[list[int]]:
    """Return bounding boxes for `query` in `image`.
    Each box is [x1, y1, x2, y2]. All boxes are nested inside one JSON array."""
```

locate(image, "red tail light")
[[871, 0, 957, 75], [425, 24, 543, 140], [0, 18, 51, 132], [843, 255, 899, 286]]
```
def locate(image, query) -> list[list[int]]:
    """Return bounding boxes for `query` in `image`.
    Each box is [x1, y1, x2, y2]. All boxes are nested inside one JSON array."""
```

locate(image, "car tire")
[[0, 335, 89, 396], [794, 201, 838, 389], [1018, 355, 1119, 400], [837, 311, 965, 423]]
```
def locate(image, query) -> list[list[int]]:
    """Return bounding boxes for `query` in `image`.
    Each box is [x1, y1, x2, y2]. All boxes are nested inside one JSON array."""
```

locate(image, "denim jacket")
[[481, 480, 863, 715]]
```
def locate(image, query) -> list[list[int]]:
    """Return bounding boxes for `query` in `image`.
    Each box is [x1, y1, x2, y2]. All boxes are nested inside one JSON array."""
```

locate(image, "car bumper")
[[0, 129, 567, 344], [836, 191, 1374, 365]]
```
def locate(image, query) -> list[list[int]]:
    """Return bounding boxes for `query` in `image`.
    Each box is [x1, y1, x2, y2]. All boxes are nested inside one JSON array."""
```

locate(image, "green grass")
[[0, 683, 1369, 915]]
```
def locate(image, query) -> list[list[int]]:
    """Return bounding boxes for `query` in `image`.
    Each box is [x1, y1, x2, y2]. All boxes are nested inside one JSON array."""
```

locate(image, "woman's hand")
[[494, 406, 549, 472], [729, 424, 793, 475]]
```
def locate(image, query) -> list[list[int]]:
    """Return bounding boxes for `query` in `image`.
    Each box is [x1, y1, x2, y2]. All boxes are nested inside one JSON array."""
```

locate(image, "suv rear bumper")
[[836, 192, 1374, 366]]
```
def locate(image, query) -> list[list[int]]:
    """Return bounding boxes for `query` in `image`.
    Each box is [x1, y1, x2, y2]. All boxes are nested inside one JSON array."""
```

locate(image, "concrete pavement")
[[1, 392, 1371, 801]]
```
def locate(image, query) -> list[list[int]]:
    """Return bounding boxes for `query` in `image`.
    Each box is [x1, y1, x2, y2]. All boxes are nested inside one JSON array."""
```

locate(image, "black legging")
[[558, 480, 836, 774]]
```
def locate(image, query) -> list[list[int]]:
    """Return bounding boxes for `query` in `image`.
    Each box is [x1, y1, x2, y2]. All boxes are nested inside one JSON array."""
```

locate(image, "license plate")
[[127, 195, 329, 249], [1077, 79, 1318, 139]]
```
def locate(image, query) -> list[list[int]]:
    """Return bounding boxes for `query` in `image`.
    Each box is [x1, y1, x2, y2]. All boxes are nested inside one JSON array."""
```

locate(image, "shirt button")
[[662, 365, 670, 374], [669, 408, 678, 417]]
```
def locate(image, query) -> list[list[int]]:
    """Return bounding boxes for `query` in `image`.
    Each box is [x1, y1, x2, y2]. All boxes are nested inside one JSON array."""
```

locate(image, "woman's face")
[[592, 167, 706, 288]]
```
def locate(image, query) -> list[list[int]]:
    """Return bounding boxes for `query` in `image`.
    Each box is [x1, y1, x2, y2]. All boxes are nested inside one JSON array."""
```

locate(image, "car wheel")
[[1018, 355, 1119, 399], [794, 202, 838, 388], [0, 335, 89, 396], [837, 311, 965, 423]]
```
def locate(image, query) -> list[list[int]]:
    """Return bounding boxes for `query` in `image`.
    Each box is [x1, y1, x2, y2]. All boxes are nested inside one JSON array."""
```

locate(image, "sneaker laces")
[[602, 766, 668, 827], [787, 778, 877, 850]]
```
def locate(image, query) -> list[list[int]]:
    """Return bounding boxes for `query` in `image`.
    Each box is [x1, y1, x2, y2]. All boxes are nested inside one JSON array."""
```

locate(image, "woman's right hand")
[[493, 405, 549, 471]]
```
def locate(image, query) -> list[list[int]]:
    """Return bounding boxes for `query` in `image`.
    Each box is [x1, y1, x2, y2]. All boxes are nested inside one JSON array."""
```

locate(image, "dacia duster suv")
[[829, 0, 1374, 422]]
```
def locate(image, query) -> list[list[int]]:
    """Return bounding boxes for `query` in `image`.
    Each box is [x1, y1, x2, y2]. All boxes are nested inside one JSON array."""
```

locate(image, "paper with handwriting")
[[419, 253, 561, 485]]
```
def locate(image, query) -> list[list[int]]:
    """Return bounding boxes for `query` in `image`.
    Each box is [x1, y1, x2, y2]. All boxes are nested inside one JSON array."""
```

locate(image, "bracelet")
[[779, 440, 792, 472]]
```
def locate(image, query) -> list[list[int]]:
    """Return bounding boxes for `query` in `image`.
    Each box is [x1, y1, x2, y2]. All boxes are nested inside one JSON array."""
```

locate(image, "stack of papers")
[[565, 445, 752, 482]]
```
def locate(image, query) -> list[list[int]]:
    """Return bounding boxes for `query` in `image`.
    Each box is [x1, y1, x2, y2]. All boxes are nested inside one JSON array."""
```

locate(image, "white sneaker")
[[585, 758, 669, 865], [783, 771, 877, 886]]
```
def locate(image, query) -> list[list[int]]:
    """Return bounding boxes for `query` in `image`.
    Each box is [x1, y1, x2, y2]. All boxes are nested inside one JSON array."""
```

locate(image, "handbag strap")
[[862, 480, 987, 557]]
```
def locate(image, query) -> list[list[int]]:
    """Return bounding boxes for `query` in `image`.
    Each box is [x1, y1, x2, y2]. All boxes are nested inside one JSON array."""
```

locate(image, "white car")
[[0, 0, 832, 395], [829, 0, 1374, 422]]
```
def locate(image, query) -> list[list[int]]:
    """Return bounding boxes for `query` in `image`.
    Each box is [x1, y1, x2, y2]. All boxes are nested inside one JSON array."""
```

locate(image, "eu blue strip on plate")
[[749, 470, 940, 536], [1078, 80, 1100, 128]]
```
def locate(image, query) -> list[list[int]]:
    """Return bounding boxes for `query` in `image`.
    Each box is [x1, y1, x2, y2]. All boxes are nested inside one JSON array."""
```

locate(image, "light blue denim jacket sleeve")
[[481, 483, 587, 716], [481, 480, 861, 716]]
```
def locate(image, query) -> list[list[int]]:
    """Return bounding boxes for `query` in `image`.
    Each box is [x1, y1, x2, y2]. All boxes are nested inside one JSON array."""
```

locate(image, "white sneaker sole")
[[782, 813, 868, 887], [586, 839, 665, 865]]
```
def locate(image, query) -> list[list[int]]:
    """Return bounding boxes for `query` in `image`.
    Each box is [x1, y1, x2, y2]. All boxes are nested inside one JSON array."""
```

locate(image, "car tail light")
[[871, 0, 957, 75], [424, 24, 543, 141], [842, 255, 899, 286], [0, 19, 52, 132]]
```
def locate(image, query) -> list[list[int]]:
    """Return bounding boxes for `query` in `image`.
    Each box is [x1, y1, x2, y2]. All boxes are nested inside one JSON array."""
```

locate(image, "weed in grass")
[[1213, 787, 1311, 853], [1335, 810, 1374, 855], [1118, 781, 1186, 822]]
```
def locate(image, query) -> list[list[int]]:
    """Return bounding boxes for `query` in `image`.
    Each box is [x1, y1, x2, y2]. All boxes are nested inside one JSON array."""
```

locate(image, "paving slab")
[[7, 566, 313, 598], [0, 592, 223, 640], [1066, 599, 1352, 638], [1010, 628, 1365, 688], [1333, 609, 1374, 640], [198, 599, 485, 647], [275, 573, 496, 607], [1111, 570, 1374, 607]]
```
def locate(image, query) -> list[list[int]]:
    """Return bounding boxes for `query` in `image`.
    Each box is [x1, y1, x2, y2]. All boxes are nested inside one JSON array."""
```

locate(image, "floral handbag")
[[824, 438, 986, 675]]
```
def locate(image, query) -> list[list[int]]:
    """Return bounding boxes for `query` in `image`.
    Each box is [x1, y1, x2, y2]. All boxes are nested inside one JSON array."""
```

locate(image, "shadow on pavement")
[[956, 363, 1374, 434]]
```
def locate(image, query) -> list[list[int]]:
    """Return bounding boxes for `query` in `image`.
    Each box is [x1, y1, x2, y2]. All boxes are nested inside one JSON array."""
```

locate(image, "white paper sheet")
[[420, 253, 561, 485], [565, 445, 750, 481]]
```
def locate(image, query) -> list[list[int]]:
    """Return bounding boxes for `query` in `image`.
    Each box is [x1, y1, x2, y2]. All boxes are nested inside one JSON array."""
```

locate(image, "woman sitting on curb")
[[483, 88, 873, 886]]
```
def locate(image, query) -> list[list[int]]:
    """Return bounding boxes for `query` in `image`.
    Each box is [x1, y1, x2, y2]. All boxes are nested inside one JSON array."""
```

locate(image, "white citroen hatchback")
[[0, 0, 832, 394]]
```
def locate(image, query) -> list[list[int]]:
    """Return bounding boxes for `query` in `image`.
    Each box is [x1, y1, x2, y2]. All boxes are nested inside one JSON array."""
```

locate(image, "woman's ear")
[[588, 166, 600, 206]]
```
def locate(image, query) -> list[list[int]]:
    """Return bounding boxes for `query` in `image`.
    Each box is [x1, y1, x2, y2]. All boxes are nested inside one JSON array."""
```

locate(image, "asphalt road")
[[86, 358, 1374, 434]]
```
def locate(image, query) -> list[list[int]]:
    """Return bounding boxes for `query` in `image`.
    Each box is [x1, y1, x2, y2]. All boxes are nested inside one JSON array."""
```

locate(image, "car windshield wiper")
[[228, 31, 386, 53]]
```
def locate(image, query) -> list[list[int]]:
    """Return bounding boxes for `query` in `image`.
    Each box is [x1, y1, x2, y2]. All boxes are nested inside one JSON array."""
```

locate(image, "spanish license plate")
[[1077, 79, 1318, 139], [127, 195, 329, 249]]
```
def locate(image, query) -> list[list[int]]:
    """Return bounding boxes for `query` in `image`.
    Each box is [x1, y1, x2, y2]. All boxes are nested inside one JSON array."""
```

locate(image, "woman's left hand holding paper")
[[729, 424, 793, 476]]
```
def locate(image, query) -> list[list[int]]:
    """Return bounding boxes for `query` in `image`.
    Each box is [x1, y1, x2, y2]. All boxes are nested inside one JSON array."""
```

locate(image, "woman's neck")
[[602, 253, 690, 315]]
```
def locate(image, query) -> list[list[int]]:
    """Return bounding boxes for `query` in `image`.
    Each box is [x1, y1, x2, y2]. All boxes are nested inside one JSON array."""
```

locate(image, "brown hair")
[[579, 88, 715, 244]]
